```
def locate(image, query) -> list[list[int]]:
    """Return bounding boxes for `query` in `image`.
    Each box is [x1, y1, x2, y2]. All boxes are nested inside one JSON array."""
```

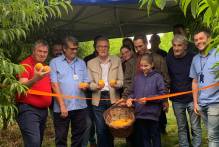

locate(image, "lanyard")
[[65, 58, 76, 75], [200, 56, 208, 73], [70, 63, 76, 75], [199, 55, 209, 83]]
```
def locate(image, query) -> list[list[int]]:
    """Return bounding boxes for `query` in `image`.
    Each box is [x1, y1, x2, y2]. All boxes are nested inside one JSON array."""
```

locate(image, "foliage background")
[[0, 0, 72, 130]]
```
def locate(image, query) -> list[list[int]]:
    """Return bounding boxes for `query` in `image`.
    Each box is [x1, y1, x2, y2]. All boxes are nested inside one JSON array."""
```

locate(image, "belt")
[[100, 90, 109, 95]]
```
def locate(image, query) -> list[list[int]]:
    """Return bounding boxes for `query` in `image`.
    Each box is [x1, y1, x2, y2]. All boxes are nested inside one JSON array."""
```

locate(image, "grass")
[[0, 106, 208, 147]]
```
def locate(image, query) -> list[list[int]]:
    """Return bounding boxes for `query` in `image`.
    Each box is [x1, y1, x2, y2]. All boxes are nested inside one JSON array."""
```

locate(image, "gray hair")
[[172, 34, 188, 45], [32, 40, 49, 50]]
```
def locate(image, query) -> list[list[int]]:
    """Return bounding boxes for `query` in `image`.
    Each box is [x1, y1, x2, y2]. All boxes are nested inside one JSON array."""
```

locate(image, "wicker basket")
[[103, 105, 135, 138]]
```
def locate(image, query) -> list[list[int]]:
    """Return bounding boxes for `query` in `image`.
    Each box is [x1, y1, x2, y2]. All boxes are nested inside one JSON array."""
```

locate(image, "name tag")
[[73, 74, 79, 80]]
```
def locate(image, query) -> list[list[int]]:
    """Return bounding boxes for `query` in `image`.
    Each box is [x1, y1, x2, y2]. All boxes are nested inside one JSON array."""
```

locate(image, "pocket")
[[57, 69, 68, 80], [77, 68, 84, 79], [208, 103, 219, 116]]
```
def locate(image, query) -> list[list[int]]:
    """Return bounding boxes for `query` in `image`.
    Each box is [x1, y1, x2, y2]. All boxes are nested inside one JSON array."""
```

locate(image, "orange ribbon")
[[27, 82, 219, 102]]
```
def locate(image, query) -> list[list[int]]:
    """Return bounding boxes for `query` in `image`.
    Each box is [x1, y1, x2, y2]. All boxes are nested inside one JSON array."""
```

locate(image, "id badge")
[[73, 74, 79, 80]]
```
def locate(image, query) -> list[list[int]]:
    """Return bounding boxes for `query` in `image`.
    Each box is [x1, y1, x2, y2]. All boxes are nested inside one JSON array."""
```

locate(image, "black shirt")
[[156, 48, 167, 58], [84, 52, 97, 65], [166, 51, 195, 103]]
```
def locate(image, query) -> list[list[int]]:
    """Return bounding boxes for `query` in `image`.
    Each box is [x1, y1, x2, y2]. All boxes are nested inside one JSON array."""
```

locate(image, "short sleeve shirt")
[[17, 56, 52, 108], [189, 49, 219, 106], [50, 55, 90, 112]]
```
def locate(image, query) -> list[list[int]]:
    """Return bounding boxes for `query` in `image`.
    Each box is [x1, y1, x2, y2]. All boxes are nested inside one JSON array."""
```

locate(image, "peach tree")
[[0, 0, 72, 130]]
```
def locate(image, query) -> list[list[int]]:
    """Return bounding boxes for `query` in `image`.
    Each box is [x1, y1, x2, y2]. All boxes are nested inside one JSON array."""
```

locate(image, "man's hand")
[[115, 98, 126, 106], [80, 87, 88, 91], [19, 66, 51, 88], [97, 84, 104, 90], [79, 82, 89, 91], [109, 80, 117, 88], [163, 100, 169, 113], [194, 102, 200, 115], [33, 66, 50, 80], [60, 104, 68, 118], [97, 80, 105, 90]]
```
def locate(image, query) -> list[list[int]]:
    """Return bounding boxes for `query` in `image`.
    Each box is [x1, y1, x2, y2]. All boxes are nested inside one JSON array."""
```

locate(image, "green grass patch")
[[0, 106, 208, 147]]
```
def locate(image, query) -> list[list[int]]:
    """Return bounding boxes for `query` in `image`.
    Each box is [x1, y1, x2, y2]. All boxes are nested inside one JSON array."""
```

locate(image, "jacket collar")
[[140, 70, 157, 77], [97, 56, 111, 64]]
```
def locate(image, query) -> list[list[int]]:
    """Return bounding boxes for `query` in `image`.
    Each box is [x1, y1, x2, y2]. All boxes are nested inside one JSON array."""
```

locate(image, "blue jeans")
[[16, 104, 48, 147], [93, 91, 114, 147], [82, 107, 96, 147], [198, 103, 219, 147], [172, 101, 202, 147]]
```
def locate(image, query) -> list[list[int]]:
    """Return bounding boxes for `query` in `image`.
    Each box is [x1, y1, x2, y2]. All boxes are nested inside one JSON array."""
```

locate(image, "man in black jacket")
[[166, 34, 202, 147]]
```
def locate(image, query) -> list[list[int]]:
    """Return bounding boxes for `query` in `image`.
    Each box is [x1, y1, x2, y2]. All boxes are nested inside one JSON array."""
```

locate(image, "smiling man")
[[167, 35, 201, 147], [50, 36, 90, 147], [190, 30, 219, 147], [17, 40, 52, 147]]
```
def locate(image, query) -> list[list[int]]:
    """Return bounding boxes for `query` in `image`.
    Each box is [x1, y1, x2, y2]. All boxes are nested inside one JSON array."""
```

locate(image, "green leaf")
[[20, 29, 26, 39], [147, 0, 153, 16], [59, 2, 68, 14], [139, 0, 149, 8], [181, 0, 192, 16], [213, 25, 219, 32], [54, 5, 62, 17], [66, 1, 73, 12], [197, 2, 209, 16], [206, 0, 218, 16], [0, 30, 7, 43], [191, 0, 199, 18], [203, 7, 212, 26], [155, 0, 166, 10], [46, 6, 56, 17]]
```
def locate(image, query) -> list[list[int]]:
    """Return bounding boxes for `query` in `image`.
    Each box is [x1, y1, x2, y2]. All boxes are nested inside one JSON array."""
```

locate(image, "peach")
[[98, 80, 105, 88], [35, 63, 43, 71], [43, 66, 51, 72], [79, 82, 89, 89], [109, 80, 117, 87]]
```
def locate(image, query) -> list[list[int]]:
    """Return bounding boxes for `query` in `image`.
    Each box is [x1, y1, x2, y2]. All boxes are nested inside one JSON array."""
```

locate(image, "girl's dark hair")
[[122, 37, 136, 54], [120, 45, 132, 51]]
